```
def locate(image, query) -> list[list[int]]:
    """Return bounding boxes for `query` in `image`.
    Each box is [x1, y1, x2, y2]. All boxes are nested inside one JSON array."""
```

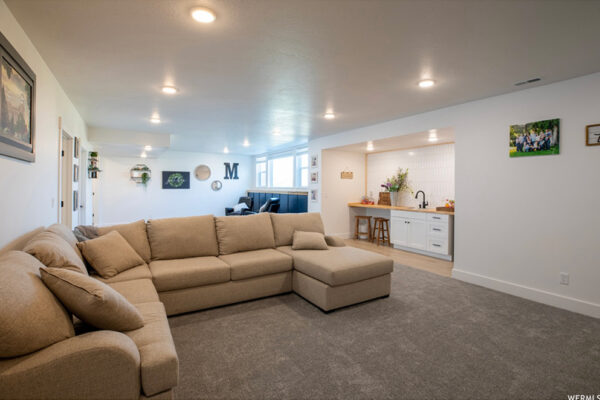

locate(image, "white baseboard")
[[452, 269, 600, 319]]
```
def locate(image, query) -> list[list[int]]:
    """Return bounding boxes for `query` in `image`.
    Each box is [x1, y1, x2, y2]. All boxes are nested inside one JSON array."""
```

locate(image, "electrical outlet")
[[560, 272, 569, 285]]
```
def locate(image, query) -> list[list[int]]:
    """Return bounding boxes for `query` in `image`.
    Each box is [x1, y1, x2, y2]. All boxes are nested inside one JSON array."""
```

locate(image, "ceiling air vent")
[[514, 77, 541, 86]]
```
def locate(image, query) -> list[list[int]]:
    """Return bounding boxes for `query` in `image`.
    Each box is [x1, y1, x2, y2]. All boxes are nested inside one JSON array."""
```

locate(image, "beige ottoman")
[[277, 246, 393, 311]]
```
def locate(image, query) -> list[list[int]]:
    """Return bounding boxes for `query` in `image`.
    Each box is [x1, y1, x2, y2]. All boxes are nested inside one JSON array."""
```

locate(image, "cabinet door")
[[407, 219, 428, 250], [390, 217, 408, 246]]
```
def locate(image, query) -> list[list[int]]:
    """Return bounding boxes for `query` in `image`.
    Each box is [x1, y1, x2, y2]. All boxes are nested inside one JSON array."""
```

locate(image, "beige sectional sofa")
[[0, 212, 392, 400]]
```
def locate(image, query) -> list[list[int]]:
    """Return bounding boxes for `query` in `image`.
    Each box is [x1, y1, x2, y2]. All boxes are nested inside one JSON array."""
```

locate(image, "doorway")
[[60, 130, 73, 228]]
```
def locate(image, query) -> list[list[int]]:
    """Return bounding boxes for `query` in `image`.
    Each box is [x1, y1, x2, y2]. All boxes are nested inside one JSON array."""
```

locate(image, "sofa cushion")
[[147, 215, 219, 260], [108, 278, 160, 305], [215, 213, 275, 255], [97, 220, 152, 263], [0, 251, 74, 358], [125, 302, 179, 397], [219, 248, 293, 280], [41, 267, 144, 332], [23, 230, 88, 275], [94, 263, 152, 284], [77, 231, 145, 278], [292, 231, 328, 250], [149, 257, 230, 292], [277, 246, 393, 286], [270, 213, 325, 247], [47, 223, 83, 258]]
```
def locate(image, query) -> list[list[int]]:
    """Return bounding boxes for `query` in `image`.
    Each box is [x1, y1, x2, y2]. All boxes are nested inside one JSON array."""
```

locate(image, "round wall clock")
[[211, 180, 222, 191], [194, 165, 211, 181]]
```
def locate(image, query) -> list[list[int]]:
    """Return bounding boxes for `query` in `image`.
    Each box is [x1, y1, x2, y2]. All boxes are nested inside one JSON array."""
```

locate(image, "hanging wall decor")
[[224, 162, 239, 179], [130, 164, 151, 186], [194, 164, 211, 181], [88, 152, 101, 178], [211, 180, 222, 191], [73, 137, 80, 159], [162, 171, 190, 189], [509, 118, 560, 157], [585, 124, 600, 146], [0, 31, 36, 162], [73, 164, 79, 183]]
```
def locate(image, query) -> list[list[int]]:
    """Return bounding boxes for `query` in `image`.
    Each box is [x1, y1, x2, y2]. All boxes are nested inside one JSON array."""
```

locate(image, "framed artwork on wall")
[[162, 171, 190, 189], [310, 189, 318, 202], [73, 164, 79, 182], [311, 171, 319, 184], [585, 124, 600, 146], [509, 118, 559, 158], [0, 31, 36, 162], [72, 190, 78, 212], [310, 154, 318, 168], [73, 137, 80, 159]]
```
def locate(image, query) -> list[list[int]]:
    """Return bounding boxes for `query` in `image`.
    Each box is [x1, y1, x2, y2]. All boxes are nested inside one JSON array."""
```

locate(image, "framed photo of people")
[[0, 31, 36, 162], [585, 124, 600, 146], [509, 118, 559, 158]]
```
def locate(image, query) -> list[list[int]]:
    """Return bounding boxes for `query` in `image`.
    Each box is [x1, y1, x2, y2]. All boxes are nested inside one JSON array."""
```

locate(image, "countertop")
[[348, 202, 455, 216]]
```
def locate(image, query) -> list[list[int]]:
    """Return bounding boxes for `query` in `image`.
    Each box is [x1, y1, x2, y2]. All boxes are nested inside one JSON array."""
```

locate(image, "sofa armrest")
[[325, 235, 346, 247], [0, 330, 141, 400]]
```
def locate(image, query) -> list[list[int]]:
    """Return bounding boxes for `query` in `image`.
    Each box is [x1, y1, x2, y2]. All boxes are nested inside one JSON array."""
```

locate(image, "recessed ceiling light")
[[223, 146, 229, 154], [144, 145, 152, 151], [191, 7, 216, 23], [140, 152, 147, 158], [428, 129, 438, 135], [324, 112, 336, 120], [150, 116, 161, 124], [418, 79, 435, 88], [428, 137, 439, 142], [161, 86, 178, 95], [243, 139, 250, 147], [409, 151, 415, 156], [366, 141, 374, 151], [272, 129, 281, 136]]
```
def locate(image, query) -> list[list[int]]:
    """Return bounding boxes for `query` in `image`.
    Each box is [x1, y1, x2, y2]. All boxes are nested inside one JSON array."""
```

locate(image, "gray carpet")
[[169, 264, 600, 400]]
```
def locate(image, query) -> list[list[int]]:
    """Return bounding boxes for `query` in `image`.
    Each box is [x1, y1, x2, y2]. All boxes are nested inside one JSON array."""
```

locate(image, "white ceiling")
[[6, 0, 600, 155], [332, 128, 454, 154]]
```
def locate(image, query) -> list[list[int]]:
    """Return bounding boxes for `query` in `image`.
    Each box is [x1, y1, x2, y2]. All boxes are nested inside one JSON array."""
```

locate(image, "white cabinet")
[[390, 210, 454, 260]]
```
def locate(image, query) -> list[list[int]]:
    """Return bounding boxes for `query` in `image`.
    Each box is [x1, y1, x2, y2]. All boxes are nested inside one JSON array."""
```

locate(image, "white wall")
[[309, 72, 600, 318], [366, 143, 455, 208], [94, 151, 252, 225], [320, 149, 365, 237], [0, 1, 90, 250]]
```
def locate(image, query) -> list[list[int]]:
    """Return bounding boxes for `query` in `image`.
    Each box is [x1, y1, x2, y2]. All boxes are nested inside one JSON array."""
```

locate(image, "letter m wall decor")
[[224, 162, 239, 180]]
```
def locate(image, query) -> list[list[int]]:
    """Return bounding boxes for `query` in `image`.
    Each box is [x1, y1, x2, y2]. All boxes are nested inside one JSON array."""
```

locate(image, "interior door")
[[60, 131, 73, 228], [407, 219, 428, 250]]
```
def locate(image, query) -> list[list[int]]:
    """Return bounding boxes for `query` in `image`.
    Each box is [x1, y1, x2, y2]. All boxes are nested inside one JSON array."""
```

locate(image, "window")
[[254, 148, 310, 188], [255, 157, 267, 187]]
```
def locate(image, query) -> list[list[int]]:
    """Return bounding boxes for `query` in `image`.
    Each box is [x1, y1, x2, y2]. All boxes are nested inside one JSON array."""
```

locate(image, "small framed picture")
[[73, 164, 79, 182], [586, 124, 600, 146], [310, 171, 319, 184], [73, 137, 80, 159], [72, 190, 78, 211], [310, 154, 318, 168], [310, 189, 318, 202]]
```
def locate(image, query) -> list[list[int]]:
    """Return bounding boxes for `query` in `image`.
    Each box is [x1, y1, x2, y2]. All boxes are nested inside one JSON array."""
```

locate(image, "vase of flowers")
[[381, 168, 412, 206]]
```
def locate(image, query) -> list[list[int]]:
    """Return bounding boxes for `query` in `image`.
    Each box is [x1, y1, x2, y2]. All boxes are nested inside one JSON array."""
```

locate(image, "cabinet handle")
[[433, 216, 441, 220], [433, 228, 441, 231], [433, 244, 441, 247]]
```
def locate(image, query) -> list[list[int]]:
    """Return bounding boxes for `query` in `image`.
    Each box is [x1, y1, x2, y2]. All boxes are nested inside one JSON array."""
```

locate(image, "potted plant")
[[381, 168, 412, 206], [130, 164, 151, 187], [88, 151, 101, 179]]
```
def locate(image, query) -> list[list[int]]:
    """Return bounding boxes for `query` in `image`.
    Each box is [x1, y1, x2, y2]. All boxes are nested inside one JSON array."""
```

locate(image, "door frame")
[[59, 127, 73, 227]]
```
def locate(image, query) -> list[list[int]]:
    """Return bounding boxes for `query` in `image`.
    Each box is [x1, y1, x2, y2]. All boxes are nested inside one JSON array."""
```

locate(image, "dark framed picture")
[[73, 164, 79, 183], [509, 118, 559, 158], [73, 137, 80, 158], [162, 171, 190, 189], [585, 124, 600, 146], [72, 190, 78, 212], [0, 31, 36, 162]]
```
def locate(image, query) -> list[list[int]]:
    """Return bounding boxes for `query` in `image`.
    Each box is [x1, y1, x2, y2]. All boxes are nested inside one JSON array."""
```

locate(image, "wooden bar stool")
[[354, 216, 372, 241], [372, 217, 391, 246]]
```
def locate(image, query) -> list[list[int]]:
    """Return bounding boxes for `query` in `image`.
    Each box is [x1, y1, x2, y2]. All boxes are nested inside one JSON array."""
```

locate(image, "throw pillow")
[[77, 231, 145, 278], [24, 230, 88, 275], [233, 202, 249, 213], [40, 267, 144, 331], [292, 231, 329, 250]]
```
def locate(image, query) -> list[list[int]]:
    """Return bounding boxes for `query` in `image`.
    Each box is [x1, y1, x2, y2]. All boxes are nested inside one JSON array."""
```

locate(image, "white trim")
[[392, 244, 453, 261], [452, 269, 600, 319]]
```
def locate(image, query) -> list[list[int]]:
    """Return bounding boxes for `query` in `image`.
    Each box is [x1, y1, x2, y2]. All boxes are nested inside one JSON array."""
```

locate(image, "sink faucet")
[[415, 190, 428, 209]]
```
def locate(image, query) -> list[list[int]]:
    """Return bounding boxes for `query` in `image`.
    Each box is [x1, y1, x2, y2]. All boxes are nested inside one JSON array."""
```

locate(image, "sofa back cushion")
[[23, 230, 88, 275], [270, 212, 325, 247], [0, 251, 74, 358], [147, 215, 219, 260], [46, 223, 83, 258], [97, 220, 152, 263], [215, 213, 275, 255], [77, 231, 145, 278], [40, 267, 144, 332]]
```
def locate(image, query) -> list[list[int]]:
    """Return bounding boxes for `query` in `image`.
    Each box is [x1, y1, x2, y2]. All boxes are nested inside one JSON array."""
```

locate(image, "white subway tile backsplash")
[[367, 144, 455, 208]]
